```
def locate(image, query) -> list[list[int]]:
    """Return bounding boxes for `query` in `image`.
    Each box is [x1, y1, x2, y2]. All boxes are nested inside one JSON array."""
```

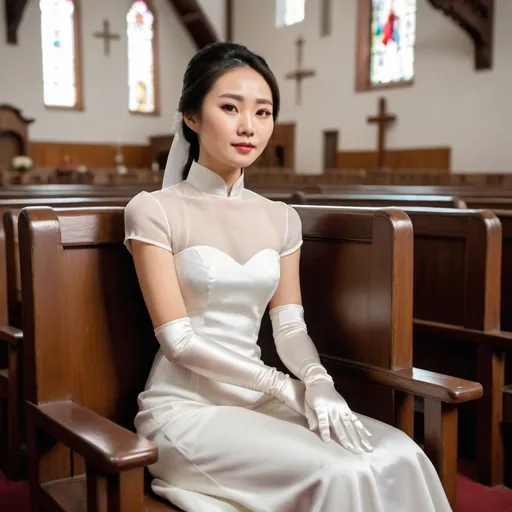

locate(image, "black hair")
[[178, 42, 280, 179]]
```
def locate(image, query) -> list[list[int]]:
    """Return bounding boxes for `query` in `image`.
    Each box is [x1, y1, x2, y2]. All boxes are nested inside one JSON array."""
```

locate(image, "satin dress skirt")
[[144, 396, 452, 512]]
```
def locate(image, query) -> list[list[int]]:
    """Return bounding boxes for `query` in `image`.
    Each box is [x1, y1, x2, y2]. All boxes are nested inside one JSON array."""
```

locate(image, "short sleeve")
[[280, 205, 303, 257], [124, 191, 172, 254]]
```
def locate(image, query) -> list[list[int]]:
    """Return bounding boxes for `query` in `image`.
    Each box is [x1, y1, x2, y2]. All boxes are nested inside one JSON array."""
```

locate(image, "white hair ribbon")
[[162, 111, 190, 189]]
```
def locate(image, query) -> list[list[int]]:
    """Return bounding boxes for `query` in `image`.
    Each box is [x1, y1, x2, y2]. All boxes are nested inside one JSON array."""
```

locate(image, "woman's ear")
[[183, 112, 200, 133]]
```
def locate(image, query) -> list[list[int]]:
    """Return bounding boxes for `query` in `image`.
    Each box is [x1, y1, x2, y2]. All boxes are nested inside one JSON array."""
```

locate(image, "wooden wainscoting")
[[28, 141, 151, 169], [253, 123, 295, 169], [337, 147, 451, 171]]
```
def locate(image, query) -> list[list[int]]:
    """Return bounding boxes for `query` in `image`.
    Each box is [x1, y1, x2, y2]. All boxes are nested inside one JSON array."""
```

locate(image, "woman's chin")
[[228, 153, 260, 169]]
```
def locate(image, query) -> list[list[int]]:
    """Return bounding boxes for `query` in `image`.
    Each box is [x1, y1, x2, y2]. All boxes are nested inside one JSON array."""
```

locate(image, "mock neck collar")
[[185, 161, 244, 198]]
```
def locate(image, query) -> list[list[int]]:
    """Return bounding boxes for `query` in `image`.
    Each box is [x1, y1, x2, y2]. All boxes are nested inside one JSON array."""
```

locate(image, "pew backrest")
[[493, 210, 512, 332], [0, 197, 130, 325], [401, 208, 502, 331]]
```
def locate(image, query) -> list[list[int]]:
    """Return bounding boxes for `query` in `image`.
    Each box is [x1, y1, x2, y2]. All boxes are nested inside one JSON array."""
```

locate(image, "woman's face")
[[185, 66, 275, 174]]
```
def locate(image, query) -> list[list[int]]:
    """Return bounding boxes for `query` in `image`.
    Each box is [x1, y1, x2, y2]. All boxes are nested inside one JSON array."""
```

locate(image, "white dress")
[[124, 161, 452, 512]]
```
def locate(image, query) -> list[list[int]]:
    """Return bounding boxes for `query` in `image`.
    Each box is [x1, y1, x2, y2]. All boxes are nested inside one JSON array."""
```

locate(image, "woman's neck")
[[197, 155, 242, 194]]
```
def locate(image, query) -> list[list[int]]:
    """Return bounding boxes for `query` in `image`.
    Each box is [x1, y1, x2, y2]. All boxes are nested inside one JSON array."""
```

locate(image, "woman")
[[124, 42, 451, 512]]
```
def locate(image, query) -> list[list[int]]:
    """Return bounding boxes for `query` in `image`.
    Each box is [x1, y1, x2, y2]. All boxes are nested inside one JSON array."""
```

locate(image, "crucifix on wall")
[[93, 19, 120, 56], [367, 97, 397, 169], [285, 37, 316, 105]]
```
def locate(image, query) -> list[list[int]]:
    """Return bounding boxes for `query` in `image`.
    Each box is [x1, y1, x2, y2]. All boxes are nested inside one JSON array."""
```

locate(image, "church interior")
[[1, 0, 512, 510]]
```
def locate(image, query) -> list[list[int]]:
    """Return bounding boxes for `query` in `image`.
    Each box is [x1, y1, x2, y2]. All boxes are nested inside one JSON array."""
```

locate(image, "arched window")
[[276, 0, 305, 28], [40, 0, 83, 109], [127, 1, 159, 115], [356, 0, 417, 91]]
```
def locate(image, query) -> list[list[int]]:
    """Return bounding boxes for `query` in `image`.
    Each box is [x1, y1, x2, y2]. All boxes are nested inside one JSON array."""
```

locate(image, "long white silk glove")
[[270, 304, 373, 453], [155, 318, 306, 416]]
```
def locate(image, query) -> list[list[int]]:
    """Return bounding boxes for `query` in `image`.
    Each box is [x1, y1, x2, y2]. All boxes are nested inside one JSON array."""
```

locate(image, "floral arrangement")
[[11, 155, 33, 171]]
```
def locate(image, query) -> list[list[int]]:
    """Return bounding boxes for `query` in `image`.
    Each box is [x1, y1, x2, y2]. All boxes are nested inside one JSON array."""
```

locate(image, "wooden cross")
[[93, 20, 120, 56], [367, 97, 397, 169], [285, 37, 316, 105]]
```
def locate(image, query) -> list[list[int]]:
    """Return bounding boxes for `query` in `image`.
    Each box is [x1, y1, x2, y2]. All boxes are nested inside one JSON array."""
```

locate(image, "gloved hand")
[[270, 304, 373, 453], [304, 376, 373, 453]]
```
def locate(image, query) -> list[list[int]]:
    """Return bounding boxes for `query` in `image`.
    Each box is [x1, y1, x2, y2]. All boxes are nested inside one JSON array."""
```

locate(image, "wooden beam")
[[226, 0, 233, 42], [4, 0, 29, 45], [428, 0, 494, 70], [167, 0, 217, 48]]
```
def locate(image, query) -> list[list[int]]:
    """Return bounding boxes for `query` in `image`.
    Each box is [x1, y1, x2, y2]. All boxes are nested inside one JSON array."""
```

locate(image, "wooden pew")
[[17, 206, 480, 510], [0, 183, 158, 199], [314, 184, 512, 198], [493, 211, 512, 334], [263, 191, 467, 209], [0, 198, 129, 481], [492, 210, 512, 485], [275, 196, 509, 487], [383, 207, 510, 489]]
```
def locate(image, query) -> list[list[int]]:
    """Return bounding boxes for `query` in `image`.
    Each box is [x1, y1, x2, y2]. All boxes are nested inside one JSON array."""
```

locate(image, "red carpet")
[[1, 469, 512, 511]]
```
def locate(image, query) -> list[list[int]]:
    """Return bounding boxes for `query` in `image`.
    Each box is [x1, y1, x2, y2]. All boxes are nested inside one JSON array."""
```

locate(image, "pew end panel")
[[0, 199, 132, 483], [493, 210, 512, 333], [0, 321, 23, 479], [404, 207, 505, 487]]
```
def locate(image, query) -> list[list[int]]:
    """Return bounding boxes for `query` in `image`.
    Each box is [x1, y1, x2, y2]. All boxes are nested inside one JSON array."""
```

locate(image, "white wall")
[[234, 0, 512, 173], [0, 0, 196, 144], [197, 0, 226, 41]]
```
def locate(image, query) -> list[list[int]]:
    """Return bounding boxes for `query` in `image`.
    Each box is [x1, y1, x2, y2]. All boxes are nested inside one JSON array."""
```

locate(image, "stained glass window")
[[127, 1, 156, 114], [276, 0, 305, 28], [40, 0, 79, 108], [370, 0, 416, 86]]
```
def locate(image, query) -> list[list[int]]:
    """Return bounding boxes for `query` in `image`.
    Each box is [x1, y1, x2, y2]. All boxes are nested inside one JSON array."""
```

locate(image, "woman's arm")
[[269, 248, 330, 386], [130, 240, 305, 413], [269, 249, 373, 452]]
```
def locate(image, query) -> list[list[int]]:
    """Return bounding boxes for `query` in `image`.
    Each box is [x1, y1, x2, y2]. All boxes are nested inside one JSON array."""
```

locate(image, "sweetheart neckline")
[[173, 246, 280, 267]]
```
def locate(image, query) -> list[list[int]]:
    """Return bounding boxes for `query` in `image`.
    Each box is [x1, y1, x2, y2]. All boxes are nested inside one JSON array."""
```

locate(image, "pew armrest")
[[27, 401, 158, 474], [0, 322, 23, 347], [414, 320, 512, 350], [321, 356, 482, 403]]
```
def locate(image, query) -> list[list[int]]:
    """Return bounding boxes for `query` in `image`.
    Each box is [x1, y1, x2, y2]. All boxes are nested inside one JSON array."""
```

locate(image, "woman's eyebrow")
[[218, 93, 273, 106]]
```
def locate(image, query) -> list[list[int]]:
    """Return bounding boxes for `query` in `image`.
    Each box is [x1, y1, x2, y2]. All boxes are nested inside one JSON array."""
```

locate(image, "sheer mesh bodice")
[[124, 161, 302, 263]]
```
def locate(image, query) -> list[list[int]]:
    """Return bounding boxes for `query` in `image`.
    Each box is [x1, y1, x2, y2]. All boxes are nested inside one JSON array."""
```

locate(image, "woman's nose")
[[238, 113, 255, 137]]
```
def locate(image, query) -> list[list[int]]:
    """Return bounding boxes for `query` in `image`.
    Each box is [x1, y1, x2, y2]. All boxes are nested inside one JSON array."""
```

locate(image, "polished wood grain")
[[28, 142, 151, 169], [337, 147, 451, 171]]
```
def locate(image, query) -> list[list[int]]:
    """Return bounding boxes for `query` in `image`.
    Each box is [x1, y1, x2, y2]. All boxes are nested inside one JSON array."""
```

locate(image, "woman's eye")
[[221, 104, 237, 113], [257, 109, 272, 117]]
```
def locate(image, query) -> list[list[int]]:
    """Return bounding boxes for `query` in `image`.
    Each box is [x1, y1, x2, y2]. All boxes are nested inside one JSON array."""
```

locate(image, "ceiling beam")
[[4, 0, 29, 44], [167, 0, 218, 48], [428, 0, 494, 70]]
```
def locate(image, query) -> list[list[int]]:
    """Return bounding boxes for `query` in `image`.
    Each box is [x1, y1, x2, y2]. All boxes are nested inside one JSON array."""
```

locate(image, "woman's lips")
[[232, 143, 255, 154]]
